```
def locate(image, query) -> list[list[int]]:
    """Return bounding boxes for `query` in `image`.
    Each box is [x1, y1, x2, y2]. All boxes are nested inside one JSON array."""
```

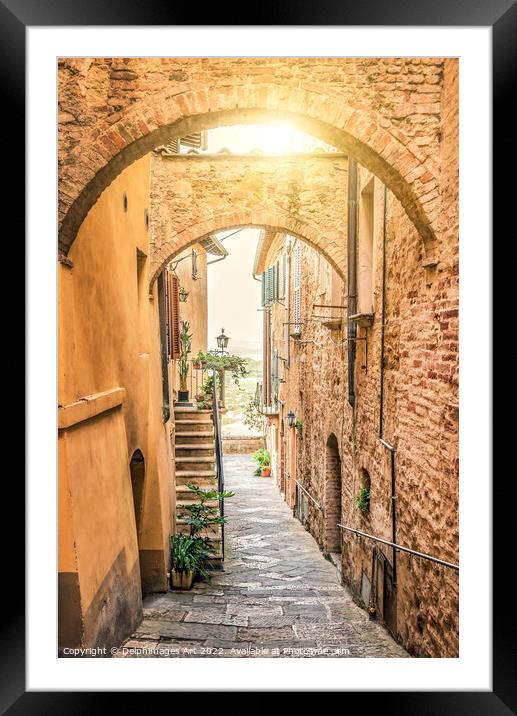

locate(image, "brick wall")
[[148, 153, 348, 285], [265, 161, 458, 656], [57, 57, 451, 253]]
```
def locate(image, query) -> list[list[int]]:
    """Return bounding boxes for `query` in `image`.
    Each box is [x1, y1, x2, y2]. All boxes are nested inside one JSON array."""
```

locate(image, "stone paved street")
[[115, 455, 409, 658]]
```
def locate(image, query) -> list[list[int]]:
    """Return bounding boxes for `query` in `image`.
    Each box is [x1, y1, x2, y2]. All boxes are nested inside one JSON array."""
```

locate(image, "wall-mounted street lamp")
[[286, 410, 296, 428], [216, 327, 230, 355], [179, 286, 189, 303]]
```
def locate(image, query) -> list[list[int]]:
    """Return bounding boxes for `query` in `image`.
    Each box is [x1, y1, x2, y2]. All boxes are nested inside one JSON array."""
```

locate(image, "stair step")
[[176, 430, 214, 439], [175, 443, 214, 450], [175, 420, 213, 426], [175, 456, 215, 463], [176, 499, 218, 508], [175, 523, 222, 537], [175, 476, 217, 486], [176, 484, 219, 494], [174, 408, 212, 413], [175, 470, 217, 478]]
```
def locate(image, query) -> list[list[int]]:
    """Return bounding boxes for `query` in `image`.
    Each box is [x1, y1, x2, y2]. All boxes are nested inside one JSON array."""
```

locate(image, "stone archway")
[[58, 59, 446, 253], [147, 152, 350, 285]]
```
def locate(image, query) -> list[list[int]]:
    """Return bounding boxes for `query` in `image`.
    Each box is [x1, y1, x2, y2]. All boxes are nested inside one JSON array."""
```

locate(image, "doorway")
[[324, 434, 342, 554]]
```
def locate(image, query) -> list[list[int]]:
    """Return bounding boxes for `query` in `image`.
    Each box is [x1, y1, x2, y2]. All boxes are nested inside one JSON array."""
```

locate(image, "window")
[[168, 272, 181, 359], [279, 253, 287, 299], [157, 272, 170, 423], [191, 249, 198, 280], [358, 177, 375, 314], [261, 263, 280, 306], [293, 243, 302, 334], [136, 249, 148, 354]]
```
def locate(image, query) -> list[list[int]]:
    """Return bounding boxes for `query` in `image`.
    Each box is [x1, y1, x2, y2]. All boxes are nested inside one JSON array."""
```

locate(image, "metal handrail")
[[295, 481, 324, 512], [337, 523, 459, 571], [212, 368, 225, 559]]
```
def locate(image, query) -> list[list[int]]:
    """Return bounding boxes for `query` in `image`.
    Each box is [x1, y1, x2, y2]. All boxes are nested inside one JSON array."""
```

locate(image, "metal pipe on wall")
[[347, 158, 358, 407], [379, 186, 397, 587]]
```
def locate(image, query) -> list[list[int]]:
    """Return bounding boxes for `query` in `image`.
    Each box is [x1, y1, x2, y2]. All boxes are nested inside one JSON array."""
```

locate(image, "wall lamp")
[[179, 286, 189, 303], [286, 410, 296, 428]]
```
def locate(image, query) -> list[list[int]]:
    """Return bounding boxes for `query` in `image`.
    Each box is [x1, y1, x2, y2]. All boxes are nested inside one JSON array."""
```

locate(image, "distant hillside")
[[222, 357, 262, 437]]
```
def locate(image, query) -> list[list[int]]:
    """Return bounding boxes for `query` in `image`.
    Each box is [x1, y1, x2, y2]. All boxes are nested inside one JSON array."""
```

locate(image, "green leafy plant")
[[355, 487, 371, 514], [192, 350, 205, 369], [170, 534, 213, 582], [193, 351, 249, 386], [295, 419, 303, 433], [195, 374, 215, 410], [178, 321, 192, 391], [176, 483, 235, 583], [252, 448, 270, 469], [244, 395, 265, 432]]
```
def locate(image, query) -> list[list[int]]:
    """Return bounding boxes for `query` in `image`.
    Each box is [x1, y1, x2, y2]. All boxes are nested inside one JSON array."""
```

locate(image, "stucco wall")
[[58, 155, 174, 650]]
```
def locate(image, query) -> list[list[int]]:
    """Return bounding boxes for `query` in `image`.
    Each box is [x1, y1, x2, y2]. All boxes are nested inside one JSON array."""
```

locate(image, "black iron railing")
[[212, 368, 225, 559]]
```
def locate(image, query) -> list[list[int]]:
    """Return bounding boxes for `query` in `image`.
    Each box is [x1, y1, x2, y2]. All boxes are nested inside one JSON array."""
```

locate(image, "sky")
[[207, 228, 263, 360]]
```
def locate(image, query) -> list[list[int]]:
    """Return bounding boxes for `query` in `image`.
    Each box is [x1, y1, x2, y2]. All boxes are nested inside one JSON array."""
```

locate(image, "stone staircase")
[[174, 407, 223, 563]]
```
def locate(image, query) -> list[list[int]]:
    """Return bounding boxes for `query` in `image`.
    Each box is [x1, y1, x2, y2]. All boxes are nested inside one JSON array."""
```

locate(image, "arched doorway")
[[129, 450, 145, 546], [324, 434, 342, 554]]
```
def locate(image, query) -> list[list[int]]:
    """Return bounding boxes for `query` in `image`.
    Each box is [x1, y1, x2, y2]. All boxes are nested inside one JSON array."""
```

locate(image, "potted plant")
[[252, 448, 271, 477], [170, 534, 212, 589], [173, 483, 235, 588], [260, 453, 271, 477], [178, 320, 192, 402], [192, 350, 205, 370]]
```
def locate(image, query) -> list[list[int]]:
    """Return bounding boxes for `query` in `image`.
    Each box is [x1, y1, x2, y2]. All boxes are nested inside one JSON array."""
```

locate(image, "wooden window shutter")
[[169, 273, 181, 359], [293, 245, 302, 333]]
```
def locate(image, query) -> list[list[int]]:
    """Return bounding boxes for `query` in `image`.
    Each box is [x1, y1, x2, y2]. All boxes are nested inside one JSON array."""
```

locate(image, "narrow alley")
[[115, 455, 408, 658], [58, 57, 459, 660]]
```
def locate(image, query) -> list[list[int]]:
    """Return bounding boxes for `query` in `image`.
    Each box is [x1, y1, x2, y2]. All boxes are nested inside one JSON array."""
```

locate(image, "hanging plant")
[[355, 487, 371, 514]]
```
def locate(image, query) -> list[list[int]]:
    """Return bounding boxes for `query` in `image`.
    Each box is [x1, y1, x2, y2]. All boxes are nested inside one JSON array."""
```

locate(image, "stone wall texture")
[[148, 154, 348, 285], [264, 158, 458, 655], [57, 57, 451, 253]]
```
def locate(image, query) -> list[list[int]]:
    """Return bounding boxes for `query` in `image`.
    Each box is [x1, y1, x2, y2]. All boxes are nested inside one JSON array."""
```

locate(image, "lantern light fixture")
[[179, 286, 189, 303], [286, 410, 296, 428], [216, 327, 230, 354]]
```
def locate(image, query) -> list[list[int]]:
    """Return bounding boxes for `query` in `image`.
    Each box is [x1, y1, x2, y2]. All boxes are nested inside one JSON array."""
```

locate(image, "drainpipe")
[[379, 186, 397, 587], [347, 158, 358, 407]]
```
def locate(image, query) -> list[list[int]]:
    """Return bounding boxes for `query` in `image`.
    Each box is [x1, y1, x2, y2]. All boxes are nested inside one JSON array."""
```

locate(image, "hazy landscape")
[[222, 357, 262, 437]]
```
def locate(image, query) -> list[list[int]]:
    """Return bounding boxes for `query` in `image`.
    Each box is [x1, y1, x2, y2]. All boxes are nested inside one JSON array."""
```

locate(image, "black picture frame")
[[10, 0, 509, 710]]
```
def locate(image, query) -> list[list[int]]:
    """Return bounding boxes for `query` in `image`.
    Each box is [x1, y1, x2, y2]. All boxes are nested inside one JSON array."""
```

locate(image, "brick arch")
[[324, 433, 343, 554], [59, 83, 440, 254], [150, 210, 345, 288]]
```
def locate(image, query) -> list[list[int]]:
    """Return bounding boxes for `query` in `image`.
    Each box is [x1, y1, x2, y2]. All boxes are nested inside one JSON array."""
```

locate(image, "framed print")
[[8, 0, 510, 708]]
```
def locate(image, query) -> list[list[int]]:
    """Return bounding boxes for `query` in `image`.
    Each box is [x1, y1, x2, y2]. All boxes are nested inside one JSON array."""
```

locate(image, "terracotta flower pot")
[[170, 569, 194, 590], [261, 467, 271, 477]]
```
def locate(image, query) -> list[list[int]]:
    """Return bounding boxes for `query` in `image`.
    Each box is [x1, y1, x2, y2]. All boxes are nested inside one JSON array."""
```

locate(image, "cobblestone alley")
[[115, 454, 409, 658]]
